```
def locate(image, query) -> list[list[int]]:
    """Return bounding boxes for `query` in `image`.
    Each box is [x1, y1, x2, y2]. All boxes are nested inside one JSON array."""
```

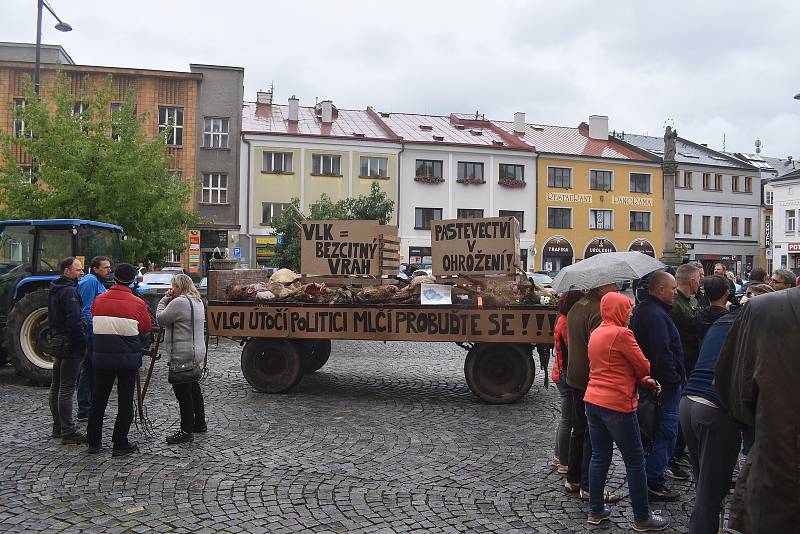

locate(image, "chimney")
[[257, 89, 273, 105], [588, 115, 608, 140], [321, 100, 333, 123], [513, 112, 526, 134], [288, 95, 299, 122]]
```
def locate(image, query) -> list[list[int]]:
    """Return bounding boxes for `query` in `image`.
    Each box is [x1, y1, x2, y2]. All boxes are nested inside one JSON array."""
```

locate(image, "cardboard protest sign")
[[207, 304, 557, 344], [431, 216, 520, 276], [301, 220, 393, 276]]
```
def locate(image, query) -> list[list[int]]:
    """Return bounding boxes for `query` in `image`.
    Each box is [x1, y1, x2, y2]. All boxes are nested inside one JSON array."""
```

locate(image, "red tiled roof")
[[492, 121, 653, 161], [241, 102, 396, 140], [242, 101, 656, 161]]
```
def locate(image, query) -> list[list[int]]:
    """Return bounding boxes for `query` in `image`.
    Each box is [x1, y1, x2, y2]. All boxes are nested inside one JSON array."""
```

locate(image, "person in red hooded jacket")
[[583, 291, 668, 531]]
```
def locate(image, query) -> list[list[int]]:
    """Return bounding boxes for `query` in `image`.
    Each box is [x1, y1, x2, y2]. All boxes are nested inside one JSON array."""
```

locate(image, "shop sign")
[[187, 230, 201, 273], [788, 243, 800, 252], [542, 238, 574, 258], [611, 196, 654, 207], [256, 236, 278, 246], [584, 238, 616, 258], [546, 192, 593, 203], [628, 239, 655, 257]]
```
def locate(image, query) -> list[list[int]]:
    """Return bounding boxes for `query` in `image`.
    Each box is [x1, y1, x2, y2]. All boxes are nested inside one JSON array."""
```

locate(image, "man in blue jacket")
[[630, 270, 686, 502], [75, 256, 111, 421], [48, 257, 88, 444]]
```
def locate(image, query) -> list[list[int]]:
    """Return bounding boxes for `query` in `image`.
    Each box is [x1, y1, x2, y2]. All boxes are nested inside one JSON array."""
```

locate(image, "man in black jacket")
[[48, 257, 88, 444]]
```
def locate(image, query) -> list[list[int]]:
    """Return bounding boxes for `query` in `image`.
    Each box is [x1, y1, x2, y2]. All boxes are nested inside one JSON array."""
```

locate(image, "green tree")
[[0, 73, 199, 264], [271, 181, 395, 271]]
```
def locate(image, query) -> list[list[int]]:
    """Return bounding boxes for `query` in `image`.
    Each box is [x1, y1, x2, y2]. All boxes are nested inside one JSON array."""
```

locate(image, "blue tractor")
[[0, 219, 124, 385]]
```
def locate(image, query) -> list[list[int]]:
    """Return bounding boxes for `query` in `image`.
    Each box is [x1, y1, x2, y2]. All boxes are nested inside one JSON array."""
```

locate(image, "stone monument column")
[[660, 127, 683, 267]]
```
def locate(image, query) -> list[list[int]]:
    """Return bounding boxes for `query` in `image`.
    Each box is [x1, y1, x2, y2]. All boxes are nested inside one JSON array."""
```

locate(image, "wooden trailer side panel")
[[207, 304, 557, 344]]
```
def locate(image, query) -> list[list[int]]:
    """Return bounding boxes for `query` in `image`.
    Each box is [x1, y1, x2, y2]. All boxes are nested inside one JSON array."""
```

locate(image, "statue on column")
[[664, 126, 678, 162]]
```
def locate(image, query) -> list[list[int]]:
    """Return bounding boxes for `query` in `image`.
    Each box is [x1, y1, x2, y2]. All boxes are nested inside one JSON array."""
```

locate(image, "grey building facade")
[[190, 64, 244, 276], [0, 42, 74, 64], [616, 133, 760, 274]]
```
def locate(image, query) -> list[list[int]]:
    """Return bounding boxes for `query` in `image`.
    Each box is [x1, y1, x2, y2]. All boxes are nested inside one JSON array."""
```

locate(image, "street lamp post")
[[34, 0, 72, 95]]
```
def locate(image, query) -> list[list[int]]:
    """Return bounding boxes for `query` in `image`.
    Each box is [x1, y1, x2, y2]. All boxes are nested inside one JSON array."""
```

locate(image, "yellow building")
[[499, 117, 662, 272], [241, 98, 400, 267]]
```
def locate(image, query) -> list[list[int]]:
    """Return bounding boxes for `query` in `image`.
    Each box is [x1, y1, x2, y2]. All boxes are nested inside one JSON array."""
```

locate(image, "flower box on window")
[[498, 177, 526, 188], [456, 178, 486, 185], [414, 175, 445, 184]]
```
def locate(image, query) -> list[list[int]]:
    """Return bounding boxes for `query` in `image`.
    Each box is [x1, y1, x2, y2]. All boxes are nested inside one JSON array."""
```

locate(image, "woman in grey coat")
[[156, 274, 207, 444]]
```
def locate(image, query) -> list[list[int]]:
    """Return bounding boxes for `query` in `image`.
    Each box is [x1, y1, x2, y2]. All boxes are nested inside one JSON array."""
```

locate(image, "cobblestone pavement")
[[0, 340, 698, 533]]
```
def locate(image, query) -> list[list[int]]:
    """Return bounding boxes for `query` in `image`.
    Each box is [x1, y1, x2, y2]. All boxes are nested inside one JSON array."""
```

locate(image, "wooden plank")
[[380, 252, 401, 261], [207, 304, 557, 344], [431, 216, 520, 276]]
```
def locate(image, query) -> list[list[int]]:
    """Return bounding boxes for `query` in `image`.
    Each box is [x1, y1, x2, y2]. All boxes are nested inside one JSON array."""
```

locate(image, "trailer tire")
[[464, 343, 535, 404], [6, 289, 53, 386], [293, 339, 332, 374], [241, 338, 303, 393]]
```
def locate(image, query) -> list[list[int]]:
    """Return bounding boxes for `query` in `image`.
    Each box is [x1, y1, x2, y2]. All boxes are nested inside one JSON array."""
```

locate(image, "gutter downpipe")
[[397, 141, 405, 228], [243, 135, 252, 264]]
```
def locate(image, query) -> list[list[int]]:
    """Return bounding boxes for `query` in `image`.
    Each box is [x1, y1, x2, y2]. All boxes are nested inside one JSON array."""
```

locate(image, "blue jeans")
[[554, 375, 574, 465], [645, 385, 681, 488], [76, 338, 93, 417], [586, 402, 651, 523]]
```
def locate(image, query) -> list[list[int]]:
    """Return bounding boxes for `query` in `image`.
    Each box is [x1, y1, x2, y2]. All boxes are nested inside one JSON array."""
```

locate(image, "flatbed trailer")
[[207, 301, 558, 404]]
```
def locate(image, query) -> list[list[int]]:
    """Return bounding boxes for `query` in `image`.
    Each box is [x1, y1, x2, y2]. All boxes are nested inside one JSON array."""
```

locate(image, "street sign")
[[233, 247, 241, 258]]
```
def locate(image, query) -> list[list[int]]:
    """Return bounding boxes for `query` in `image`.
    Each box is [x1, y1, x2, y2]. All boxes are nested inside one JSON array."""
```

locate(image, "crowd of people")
[[47, 257, 206, 456], [550, 261, 799, 533]]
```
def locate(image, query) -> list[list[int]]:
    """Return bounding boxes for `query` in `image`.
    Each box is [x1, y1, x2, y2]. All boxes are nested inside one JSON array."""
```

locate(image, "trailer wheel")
[[464, 343, 535, 404], [6, 289, 53, 386], [293, 339, 332, 374], [241, 338, 303, 393]]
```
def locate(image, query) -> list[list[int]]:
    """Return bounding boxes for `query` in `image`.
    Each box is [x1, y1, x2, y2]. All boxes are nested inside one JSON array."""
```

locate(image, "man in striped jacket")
[[86, 263, 152, 457]]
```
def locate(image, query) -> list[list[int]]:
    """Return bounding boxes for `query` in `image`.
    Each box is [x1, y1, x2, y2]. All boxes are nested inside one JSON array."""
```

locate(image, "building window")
[[201, 173, 227, 204], [262, 202, 291, 225], [684, 214, 692, 234], [765, 190, 773, 205], [457, 161, 484, 182], [589, 209, 613, 230], [457, 208, 484, 219], [415, 207, 443, 229], [499, 163, 524, 182], [629, 173, 651, 194], [548, 167, 572, 188], [415, 159, 443, 179], [360, 156, 388, 178], [19, 165, 38, 184], [110, 103, 123, 141], [72, 102, 88, 115], [312, 154, 341, 176], [745, 176, 752, 193], [786, 209, 796, 233], [499, 210, 525, 232], [13, 99, 28, 138], [630, 211, 652, 231], [731, 217, 739, 235], [744, 217, 752, 236], [702, 173, 711, 190], [714, 174, 723, 190], [675, 214, 680, 233], [590, 170, 612, 191], [203, 117, 229, 148], [547, 208, 571, 229], [714, 216, 722, 235], [158, 107, 184, 145], [681, 171, 692, 189], [262, 152, 293, 173], [702, 216, 710, 235], [732, 175, 740, 192]]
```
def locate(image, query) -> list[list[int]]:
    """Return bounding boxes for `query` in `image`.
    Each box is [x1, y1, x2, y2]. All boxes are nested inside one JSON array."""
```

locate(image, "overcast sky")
[[3, 0, 799, 158]]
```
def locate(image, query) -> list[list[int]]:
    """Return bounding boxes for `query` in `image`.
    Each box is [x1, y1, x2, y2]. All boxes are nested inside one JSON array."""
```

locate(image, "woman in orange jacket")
[[583, 291, 667, 531]]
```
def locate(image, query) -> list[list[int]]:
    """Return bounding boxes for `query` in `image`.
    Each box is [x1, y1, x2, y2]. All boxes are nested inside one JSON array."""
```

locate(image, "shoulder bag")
[[167, 296, 202, 384]]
